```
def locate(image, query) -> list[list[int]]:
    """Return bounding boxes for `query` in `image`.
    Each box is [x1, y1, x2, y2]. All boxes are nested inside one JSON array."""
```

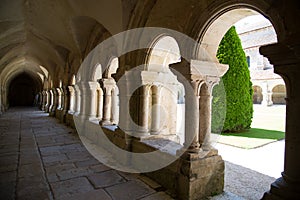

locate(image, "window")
[[246, 56, 250, 68]]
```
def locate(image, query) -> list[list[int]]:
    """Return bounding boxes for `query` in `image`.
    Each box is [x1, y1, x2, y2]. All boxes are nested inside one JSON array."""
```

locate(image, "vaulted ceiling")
[[0, 0, 124, 87]]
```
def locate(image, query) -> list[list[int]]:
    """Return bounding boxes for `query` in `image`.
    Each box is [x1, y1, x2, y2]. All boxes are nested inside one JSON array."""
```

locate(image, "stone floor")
[[0, 107, 172, 200], [0, 107, 280, 200]]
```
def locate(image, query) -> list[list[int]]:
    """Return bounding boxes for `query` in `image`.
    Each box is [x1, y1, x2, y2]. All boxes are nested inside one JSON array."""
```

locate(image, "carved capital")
[[260, 43, 300, 70]]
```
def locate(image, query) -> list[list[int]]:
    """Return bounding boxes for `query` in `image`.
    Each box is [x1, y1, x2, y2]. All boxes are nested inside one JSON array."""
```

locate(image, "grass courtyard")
[[215, 105, 286, 149]]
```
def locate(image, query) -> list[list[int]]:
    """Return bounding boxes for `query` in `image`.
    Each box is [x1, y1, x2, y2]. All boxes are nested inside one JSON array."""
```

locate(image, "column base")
[[177, 150, 224, 200], [55, 109, 62, 121], [144, 146, 224, 200], [150, 130, 160, 135], [44, 105, 50, 113], [262, 176, 300, 200], [66, 112, 75, 128], [49, 106, 57, 117], [261, 100, 273, 107], [99, 119, 113, 126]]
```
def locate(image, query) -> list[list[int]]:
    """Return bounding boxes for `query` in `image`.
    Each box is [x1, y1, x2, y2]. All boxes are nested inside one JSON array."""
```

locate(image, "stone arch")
[[7, 72, 42, 107], [92, 63, 102, 81], [194, 5, 283, 62], [71, 16, 117, 83], [103, 57, 119, 78], [272, 84, 286, 105], [1, 67, 43, 109], [71, 74, 76, 85], [146, 35, 181, 72], [253, 85, 263, 104], [189, 6, 287, 197], [145, 35, 185, 140], [99, 57, 119, 125]]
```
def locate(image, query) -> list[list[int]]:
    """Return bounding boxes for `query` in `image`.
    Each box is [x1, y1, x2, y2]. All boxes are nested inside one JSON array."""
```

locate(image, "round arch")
[[6, 71, 42, 107], [146, 35, 181, 72], [145, 35, 185, 142], [272, 84, 286, 105], [195, 8, 281, 62]]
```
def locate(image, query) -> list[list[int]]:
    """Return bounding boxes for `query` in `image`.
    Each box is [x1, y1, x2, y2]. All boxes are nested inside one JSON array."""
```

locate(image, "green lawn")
[[217, 128, 285, 149]]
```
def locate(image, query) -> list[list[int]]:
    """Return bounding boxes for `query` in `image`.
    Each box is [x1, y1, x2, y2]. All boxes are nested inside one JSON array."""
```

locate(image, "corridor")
[[1, 107, 280, 200], [0, 107, 172, 200]]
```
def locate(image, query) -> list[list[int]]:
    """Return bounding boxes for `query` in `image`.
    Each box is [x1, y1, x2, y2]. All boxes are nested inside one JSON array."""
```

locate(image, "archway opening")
[[272, 84, 286, 105], [8, 72, 39, 107], [146, 35, 184, 142], [198, 8, 285, 199]]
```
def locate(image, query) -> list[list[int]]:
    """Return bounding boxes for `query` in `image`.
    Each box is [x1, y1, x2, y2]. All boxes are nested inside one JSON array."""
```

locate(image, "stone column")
[[199, 94, 212, 150], [55, 87, 63, 120], [48, 89, 54, 112], [199, 79, 219, 150], [56, 88, 62, 110], [41, 91, 46, 111], [116, 71, 135, 152], [68, 85, 75, 113], [262, 81, 273, 106], [78, 81, 99, 120], [38, 92, 43, 108], [116, 75, 130, 132], [261, 43, 300, 199], [61, 86, 70, 122], [96, 87, 103, 120], [100, 78, 118, 126], [65, 85, 74, 126], [49, 88, 58, 116], [183, 80, 201, 153], [74, 84, 81, 115], [111, 87, 119, 125], [44, 90, 50, 112], [138, 85, 150, 133], [170, 59, 228, 200], [116, 69, 147, 137], [150, 86, 161, 134], [100, 86, 112, 125]]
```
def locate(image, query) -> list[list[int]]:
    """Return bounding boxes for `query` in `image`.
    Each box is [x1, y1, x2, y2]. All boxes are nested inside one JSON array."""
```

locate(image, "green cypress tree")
[[212, 26, 253, 133]]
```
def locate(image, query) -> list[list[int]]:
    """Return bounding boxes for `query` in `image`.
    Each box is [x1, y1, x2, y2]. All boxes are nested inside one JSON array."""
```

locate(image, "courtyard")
[[215, 104, 286, 199]]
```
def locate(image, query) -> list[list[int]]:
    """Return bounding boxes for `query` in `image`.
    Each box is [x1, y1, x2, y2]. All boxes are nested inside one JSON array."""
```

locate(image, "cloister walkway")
[[0, 107, 278, 200], [0, 107, 172, 200]]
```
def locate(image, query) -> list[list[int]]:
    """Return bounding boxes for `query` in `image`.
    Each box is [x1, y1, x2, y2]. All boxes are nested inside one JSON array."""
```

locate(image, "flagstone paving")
[[0, 108, 172, 200], [0, 107, 280, 200]]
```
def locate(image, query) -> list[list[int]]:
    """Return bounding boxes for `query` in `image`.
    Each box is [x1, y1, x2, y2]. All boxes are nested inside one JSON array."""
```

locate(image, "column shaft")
[[96, 88, 103, 120], [101, 87, 112, 125], [111, 88, 119, 124], [199, 95, 212, 150], [183, 82, 200, 153], [68, 86, 75, 113], [139, 85, 149, 133], [151, 86, 160, 134]]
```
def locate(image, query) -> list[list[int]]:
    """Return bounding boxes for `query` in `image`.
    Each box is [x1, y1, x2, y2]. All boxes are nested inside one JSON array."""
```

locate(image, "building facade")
[[236, 15, 286, 106]]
